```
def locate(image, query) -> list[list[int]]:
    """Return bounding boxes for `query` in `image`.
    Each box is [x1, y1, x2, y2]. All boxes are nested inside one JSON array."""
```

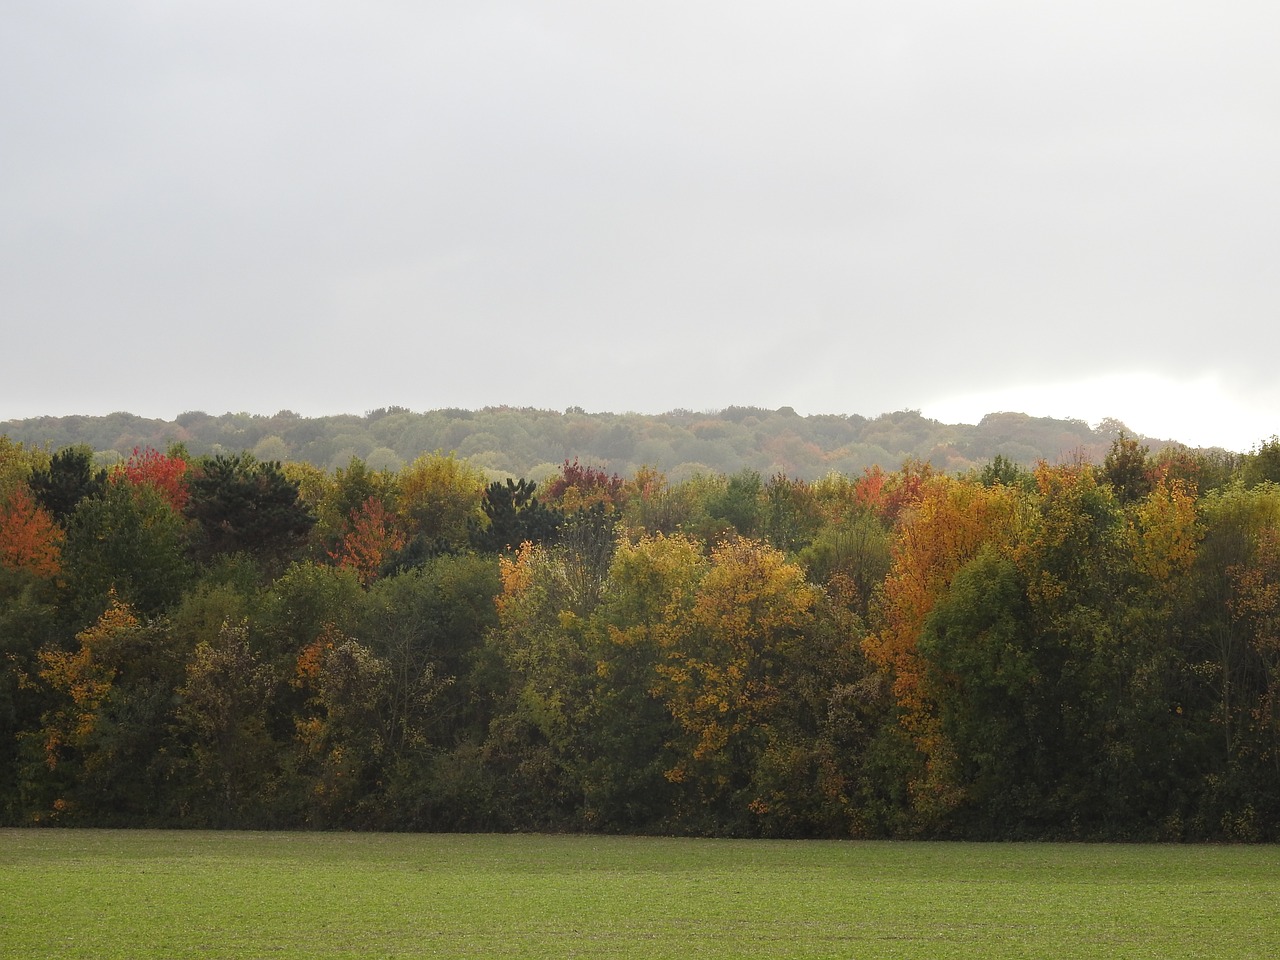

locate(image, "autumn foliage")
[[37, 595, 139, 770], [5, 432, 1280, 840], [328, 496, 407, 584], [0, 486, 64, 579], [117, 446, 189, 512], [542, 458, 625, 512]]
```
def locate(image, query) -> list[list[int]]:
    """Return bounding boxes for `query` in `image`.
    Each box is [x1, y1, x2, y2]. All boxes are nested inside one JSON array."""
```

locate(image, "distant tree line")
[[2, 433, 1279, 838], [0, 406, 1233, 484]]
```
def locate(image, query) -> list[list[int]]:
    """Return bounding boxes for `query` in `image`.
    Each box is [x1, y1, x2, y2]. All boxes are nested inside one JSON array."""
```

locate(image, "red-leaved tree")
[[117, 446, 189, 512]]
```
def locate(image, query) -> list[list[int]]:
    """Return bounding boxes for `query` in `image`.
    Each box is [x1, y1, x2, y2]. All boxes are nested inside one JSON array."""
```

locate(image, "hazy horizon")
[[2, 397, 1267, 456]]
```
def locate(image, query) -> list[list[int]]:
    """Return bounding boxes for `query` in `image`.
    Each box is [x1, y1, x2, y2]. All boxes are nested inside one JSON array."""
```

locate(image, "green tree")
[[762, 473, 824, 554], [798, 512, 891, 619], [1102, 433, 1153, 505], [978, 454, 1033, 490], [61, 480, 192, 620], [553, 503, 620, 614], [1110, 475, 1207, 837], [184, 453, 314, 567], [395, 452, 487, 553], [473, 478, 563, 553], [706, 469, 763, 538], [918, 548, 1045, 836], [1242, 436, 1280, 488], [255, 561, 365, 666], [28, 598, 187, 824], [173, 620, 280, 826], [582, 535, 697, 829], [169, 559, 260, 653], [292, 626, 395, 826], [1192, 482, 1280, 836], [0, 562, 62, 823], [358, 555, 500, 827], [29, 446, 106, 524], [1015, 460, 1188, 838], [482, 540, 603, 829]]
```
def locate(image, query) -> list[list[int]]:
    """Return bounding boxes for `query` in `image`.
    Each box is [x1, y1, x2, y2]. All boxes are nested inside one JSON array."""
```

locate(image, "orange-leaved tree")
[[854, 459, 933, 527], [863, 474, 1026, 818], [328, 496, 407, 585], [0, 485, 64, 580]]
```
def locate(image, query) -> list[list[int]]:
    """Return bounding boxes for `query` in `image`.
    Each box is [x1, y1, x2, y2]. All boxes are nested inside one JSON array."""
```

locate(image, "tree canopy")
[[1, 432, 1279, 840]]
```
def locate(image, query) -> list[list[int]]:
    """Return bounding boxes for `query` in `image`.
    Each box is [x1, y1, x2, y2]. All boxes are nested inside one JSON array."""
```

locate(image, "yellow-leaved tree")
[[33, 594, 186, 822], [652, 537, 820, 822]]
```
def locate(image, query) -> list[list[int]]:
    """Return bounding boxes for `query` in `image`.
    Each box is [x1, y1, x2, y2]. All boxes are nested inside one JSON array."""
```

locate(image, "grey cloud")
[[2, 2, 1276, 441]]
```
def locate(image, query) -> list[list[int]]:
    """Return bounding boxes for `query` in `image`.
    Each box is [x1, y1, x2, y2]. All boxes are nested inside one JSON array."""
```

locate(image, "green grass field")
[[1, 830, 1277, 959]]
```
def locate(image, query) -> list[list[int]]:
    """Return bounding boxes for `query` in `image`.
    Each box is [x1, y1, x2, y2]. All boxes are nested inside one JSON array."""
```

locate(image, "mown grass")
[[1, 830, 1278, 959]]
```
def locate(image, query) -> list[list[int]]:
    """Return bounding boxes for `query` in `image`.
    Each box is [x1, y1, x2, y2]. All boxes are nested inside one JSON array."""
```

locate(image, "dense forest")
[[0, 406, 1218, 482], [2, 428, 1279, 839]]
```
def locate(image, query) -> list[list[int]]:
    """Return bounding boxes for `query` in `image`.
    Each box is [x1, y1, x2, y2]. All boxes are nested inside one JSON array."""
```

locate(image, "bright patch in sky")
[[923, 373, 1278, 453]]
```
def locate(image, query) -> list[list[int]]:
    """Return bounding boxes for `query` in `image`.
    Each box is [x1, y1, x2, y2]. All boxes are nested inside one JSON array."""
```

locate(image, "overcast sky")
[[3, 2, 1277, 450]]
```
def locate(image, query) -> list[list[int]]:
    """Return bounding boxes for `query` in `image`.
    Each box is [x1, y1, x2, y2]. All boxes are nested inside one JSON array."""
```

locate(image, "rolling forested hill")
[[0, 406, 1232, 480]]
